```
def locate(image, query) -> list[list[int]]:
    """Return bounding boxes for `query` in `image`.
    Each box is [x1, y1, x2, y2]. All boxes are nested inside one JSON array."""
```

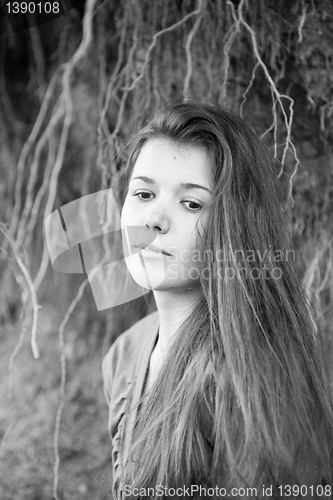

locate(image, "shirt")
[[102, 310, 159, 498], [102, 311, 330, 499]]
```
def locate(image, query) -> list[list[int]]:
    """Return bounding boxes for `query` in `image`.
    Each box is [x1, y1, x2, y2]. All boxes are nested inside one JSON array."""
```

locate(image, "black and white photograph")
[[0, 1, 332, 499]]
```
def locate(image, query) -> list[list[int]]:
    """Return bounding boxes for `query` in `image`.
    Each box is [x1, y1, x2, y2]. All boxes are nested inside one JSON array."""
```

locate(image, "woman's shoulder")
[[102, 310, 159, 386], [101, 310, 159, 438]]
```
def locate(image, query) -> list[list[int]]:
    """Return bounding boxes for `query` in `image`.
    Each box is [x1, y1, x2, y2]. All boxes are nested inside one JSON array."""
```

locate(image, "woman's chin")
[[124, 255, 167, 290]]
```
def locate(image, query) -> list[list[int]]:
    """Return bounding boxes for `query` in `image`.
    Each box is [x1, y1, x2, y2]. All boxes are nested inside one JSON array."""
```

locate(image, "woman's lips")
[[135, 243, 172, 256]]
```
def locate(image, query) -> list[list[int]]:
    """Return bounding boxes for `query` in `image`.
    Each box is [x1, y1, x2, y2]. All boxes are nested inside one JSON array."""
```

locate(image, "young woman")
[[102, 101, 333, 499]]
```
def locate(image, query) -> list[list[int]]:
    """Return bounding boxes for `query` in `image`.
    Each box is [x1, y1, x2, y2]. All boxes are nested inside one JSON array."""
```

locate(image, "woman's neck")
[[152, 286, 203, 360], [144, 287, 202, 394]]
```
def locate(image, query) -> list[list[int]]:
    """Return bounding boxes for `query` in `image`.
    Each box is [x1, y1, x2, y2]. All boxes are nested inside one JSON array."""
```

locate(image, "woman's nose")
[[144, 211, 169, 233]]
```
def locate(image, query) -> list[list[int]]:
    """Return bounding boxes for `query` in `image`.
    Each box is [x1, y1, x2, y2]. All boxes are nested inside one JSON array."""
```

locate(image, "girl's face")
[[121, 138, 212, 292]]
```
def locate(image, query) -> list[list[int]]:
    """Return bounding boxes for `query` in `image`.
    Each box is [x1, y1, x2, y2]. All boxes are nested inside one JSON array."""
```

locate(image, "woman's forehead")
[[133, 138, 212, 178]]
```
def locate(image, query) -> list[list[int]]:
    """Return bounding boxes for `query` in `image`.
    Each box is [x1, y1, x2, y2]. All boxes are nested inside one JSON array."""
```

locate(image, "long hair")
[[117, 102, 333, 498]]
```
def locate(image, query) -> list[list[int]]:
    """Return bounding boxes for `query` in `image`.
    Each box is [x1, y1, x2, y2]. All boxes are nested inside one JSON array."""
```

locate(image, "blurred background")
[[0, 0, 332, 498]]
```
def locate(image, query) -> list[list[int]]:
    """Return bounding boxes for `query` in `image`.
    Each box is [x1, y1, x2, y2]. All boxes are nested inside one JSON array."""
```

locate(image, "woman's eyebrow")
[[130, 176, 212, 194]]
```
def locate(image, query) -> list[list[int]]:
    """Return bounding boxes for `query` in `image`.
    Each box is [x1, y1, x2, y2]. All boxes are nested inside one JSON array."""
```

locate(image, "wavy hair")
[[117, 102, 333, 498]]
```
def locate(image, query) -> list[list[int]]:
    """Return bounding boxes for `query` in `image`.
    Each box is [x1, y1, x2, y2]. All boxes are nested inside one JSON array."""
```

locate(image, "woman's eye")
[[133, 192, 203, 212], [133, 191, 152, 200], [182, 201, 203, 212]]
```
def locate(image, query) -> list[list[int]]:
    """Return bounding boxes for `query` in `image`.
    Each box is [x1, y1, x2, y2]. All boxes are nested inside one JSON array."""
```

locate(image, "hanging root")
[[0, 223, 41, 360]]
